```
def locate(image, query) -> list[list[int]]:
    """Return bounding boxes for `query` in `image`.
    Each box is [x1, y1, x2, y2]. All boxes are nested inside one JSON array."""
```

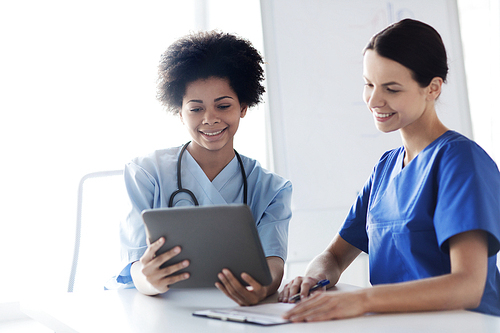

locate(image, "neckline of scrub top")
[[400, 130, 455, 171], [182, 149, 240, 205]]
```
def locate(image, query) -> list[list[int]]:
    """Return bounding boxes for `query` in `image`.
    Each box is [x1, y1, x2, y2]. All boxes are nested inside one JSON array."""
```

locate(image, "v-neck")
[[182, 149, 239, 205], [399, 130, 453, 172]]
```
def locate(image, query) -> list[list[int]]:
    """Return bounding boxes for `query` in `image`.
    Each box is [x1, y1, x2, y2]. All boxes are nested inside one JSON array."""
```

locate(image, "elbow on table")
[[451, 280, 485, 311], [463, 291, 483, 310]]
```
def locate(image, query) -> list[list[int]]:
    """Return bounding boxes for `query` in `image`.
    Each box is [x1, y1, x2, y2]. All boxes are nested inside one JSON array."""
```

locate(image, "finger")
[[299, 282, 313, 301], [150, 270, 190, 294], [278, 280, 296, 302], [278, 278, 298, 303], [240, 272, 261, 290], [153, 245, 182, 266], [218, 269, 251, 305], [159, 259, 190, 277], [284, 293, 328, 321], [292, 303, 334, 322], [142, 246, 182, 274], [292, 278, 312, 300], [280, 278, 302, 303], [146, 260, 190, 291], [297, 277, 321, 301], [220, 270, 248, 300], [240, 272, 265, 302], [284, 294, 316, 317], [310, 285, 327, 296], [216, 277, 246, 306], [143, 237, 165, 262], [159, 270, 190, 289]]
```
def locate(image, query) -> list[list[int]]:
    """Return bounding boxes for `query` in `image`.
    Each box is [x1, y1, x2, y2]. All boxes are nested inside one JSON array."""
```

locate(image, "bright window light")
[[0, 0, 266, 303]]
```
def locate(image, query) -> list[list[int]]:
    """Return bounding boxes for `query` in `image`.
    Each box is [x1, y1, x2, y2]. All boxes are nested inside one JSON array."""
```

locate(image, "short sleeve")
[[256, 181, 292, 261], [339, 174, 372, 253], [434, 141, 500, 256], [120, 161, 161, 262], [110, 161, 161, 289]]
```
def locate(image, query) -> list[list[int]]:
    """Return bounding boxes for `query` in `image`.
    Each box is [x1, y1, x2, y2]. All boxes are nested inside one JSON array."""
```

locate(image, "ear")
[[427, 77, 443, 101], [240, 104, 248, 118], [179, 110, 184, 124]]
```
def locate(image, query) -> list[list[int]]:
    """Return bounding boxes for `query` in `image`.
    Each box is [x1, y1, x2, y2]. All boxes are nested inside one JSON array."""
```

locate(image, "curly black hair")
[[157, 30, 266, 114]]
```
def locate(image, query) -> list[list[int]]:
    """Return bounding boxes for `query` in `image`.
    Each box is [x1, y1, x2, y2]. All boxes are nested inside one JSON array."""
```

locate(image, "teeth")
[[375, 112, 394, 118], [203, 129, 224, 136]]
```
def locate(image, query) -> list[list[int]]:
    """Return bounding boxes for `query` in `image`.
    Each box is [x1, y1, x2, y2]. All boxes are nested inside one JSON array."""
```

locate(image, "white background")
[[0, 0, 499, 313]]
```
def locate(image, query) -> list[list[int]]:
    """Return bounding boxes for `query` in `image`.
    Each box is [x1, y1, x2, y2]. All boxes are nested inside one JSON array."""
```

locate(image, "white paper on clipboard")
[[193, 302, 296, 326]]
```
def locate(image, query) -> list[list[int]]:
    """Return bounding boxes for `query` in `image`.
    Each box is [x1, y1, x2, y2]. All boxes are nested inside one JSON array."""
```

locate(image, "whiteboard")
[[260, 0, 471, 262]]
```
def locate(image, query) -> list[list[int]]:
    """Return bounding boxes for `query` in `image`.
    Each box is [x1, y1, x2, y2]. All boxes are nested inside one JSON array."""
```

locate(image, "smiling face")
[[362, 50, 434, 134], [180, 77, 247, 158]]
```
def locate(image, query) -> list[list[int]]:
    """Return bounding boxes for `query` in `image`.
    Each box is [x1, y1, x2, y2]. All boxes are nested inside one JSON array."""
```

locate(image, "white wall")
[[260, 0, 473, 286]]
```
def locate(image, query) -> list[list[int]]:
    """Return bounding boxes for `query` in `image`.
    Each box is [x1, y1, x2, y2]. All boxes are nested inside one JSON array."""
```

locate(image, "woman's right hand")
[[278, 275, 326, 303], [132, 237, 190, 295]]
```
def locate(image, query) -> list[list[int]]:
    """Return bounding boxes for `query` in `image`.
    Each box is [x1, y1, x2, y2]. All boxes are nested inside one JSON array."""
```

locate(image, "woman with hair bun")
[[280, 19, 500, 320]]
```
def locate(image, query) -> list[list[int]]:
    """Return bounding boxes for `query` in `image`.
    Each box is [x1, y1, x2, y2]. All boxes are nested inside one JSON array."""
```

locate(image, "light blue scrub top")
[[340, 131, 500, 316], [109, 145, 292, 289]]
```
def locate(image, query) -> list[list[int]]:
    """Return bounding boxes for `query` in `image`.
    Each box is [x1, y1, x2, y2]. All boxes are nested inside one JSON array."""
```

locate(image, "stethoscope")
[[168, 141, 248, 207]]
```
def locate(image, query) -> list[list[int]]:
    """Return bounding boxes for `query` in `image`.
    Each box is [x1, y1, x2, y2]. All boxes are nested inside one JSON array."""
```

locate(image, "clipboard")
[[193, 303, 295, 326]]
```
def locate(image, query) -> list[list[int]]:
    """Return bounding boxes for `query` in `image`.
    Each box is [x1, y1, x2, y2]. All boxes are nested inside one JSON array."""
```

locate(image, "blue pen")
[[288, 279, 330, 303]]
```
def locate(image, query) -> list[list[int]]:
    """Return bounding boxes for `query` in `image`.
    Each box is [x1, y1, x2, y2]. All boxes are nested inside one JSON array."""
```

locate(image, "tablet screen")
[[141, 204, 272, 288]]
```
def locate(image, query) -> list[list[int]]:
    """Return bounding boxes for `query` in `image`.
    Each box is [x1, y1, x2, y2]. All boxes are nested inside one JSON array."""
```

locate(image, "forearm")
[[284, 232, 488, 322], [305, 234, 361, 288], [264, 256, 285, 297], [363, 231, 488, 314], [362, 271, 484, 314], [304, 251, 342, 287]]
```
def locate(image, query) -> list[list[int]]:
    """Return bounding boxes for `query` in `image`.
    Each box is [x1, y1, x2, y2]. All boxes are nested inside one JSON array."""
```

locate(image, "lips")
[[373, 111, 395, 121], [199, 127, 227, 140], [200, 128, 225, 136]]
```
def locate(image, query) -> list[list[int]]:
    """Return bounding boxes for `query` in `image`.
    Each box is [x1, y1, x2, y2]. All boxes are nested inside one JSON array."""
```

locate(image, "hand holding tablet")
[[141, 204, 272, 289]]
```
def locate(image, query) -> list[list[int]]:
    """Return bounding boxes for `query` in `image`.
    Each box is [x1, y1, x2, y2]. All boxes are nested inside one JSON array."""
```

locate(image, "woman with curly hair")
[[111, 31, 292, 306]]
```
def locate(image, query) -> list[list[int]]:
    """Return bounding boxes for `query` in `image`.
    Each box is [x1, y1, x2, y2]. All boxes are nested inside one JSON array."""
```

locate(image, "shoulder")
[[431, 131, 498, 174], [239, 154, 292, 190], [379, 146, 404, 163], [372, 146, 405, 175], [125, 146, 181, 177], [130, 146, 180, 166]]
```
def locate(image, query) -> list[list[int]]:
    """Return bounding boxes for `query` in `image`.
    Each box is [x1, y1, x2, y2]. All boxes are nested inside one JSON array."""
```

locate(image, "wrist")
[[131, 261, 162, 296], [358, 288, 371, 314]]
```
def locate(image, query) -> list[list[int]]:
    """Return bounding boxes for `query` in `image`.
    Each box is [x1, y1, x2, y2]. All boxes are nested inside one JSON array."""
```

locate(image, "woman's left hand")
[[283, 290, 367, 322], [215, 269, 267, 306]]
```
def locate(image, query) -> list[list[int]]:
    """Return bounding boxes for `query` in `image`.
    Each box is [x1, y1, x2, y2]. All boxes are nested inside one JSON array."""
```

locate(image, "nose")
[[365, 86, 385, 110], [202, 107, 220, 125]]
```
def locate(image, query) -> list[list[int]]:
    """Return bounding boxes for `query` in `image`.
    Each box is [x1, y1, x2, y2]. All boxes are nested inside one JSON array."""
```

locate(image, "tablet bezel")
[[141, 204, 272, 288]]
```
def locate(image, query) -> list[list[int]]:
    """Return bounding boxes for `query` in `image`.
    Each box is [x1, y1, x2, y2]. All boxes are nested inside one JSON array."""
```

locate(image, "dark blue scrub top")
[[340, 131, 500, 316]]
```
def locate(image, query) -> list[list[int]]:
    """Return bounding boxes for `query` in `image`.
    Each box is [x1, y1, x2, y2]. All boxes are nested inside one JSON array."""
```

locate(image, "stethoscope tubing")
[[168, 141, 248, 207]]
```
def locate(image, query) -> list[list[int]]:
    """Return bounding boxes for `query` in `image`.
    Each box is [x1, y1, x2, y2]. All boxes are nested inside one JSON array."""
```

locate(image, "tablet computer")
[[141, 204, 272, 288]]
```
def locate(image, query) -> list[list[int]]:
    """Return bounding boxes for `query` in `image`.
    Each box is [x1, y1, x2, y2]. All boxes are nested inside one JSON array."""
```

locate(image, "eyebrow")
[[381, 81, 402, 87], [186, 96, 234, 104], [214, 96, 234, 102], [363, 77, 403, 87]]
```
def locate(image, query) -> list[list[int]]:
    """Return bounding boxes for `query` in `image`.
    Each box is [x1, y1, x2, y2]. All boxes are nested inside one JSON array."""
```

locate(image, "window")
[[0, 0, 266, 303], [458, 0, 500, 162]]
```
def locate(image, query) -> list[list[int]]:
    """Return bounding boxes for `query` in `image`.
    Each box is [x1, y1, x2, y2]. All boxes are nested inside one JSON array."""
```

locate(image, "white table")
[[21, 284, 500, 333]]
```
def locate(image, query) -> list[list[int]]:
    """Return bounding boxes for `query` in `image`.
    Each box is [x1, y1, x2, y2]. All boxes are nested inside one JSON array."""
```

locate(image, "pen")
[[288, 279, 330, 303]]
